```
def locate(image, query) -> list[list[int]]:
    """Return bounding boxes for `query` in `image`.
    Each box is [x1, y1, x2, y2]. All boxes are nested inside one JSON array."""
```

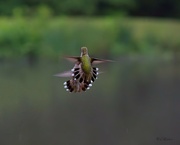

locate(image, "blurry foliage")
[[0, 0, 179, 18], [0, 17, 180, 60], [112, 24, 136, 55]]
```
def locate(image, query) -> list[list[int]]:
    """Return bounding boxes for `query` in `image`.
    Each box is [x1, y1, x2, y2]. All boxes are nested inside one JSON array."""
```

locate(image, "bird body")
[[81, 54, 91, 74]]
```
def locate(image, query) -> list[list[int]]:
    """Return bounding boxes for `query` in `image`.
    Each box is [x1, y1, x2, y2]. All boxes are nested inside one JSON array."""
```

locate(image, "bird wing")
[[91, 58, 114, 64], [54, 71, 72, 77], [64, 56, 81, 63]]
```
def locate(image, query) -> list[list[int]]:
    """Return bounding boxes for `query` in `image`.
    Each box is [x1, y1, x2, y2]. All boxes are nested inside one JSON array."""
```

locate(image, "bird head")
[[81, 47, 88, 56]]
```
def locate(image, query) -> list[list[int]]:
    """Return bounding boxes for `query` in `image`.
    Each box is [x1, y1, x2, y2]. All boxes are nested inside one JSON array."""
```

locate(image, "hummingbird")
[[54, 47, 112, 93]]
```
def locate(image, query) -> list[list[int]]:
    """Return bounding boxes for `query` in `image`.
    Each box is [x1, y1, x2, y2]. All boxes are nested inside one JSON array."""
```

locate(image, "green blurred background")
[[0, 0, 180, 145]]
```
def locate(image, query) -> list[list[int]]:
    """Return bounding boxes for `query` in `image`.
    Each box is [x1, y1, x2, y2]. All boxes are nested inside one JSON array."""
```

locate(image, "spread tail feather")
[[63, 67, 99, 92]]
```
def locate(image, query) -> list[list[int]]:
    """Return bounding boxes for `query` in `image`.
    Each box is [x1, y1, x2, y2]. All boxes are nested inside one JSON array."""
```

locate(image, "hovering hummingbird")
[[55, 47, 112, 93]]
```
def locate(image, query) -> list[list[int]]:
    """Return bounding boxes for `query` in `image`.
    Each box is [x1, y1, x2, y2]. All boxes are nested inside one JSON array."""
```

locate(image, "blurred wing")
[[64, 56, 81, 63], [54, 71, 72, 77], [91, 58, 114, 64]]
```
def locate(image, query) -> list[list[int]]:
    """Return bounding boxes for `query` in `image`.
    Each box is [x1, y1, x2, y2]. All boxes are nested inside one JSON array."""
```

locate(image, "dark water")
[[0, 57, 179, 145]]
